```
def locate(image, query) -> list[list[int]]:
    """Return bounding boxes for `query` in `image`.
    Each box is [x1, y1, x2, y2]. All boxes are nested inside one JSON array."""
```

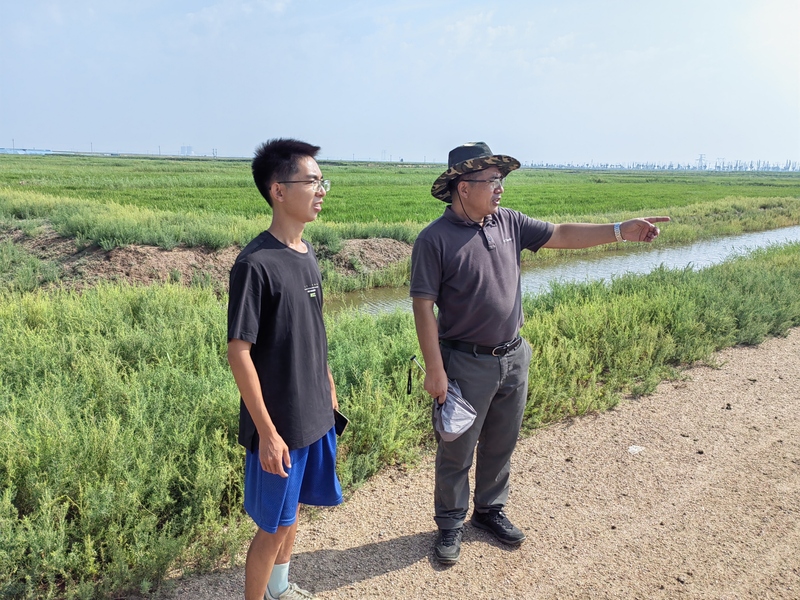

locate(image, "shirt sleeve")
[[227, 260, 264, 344], [517, 213, 554, 252], [409, 236, 441, 301]]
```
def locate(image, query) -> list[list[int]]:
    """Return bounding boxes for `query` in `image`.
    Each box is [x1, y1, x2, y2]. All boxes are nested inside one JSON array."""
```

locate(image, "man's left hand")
[[621, 217, 670, 242]]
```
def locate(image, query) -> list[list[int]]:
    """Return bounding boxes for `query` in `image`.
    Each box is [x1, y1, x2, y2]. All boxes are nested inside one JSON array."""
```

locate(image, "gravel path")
[[165, 328, 800, 599]]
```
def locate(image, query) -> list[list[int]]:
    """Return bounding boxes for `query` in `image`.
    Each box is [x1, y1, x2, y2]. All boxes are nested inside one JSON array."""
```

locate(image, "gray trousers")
[[433, 339, 532, 530]]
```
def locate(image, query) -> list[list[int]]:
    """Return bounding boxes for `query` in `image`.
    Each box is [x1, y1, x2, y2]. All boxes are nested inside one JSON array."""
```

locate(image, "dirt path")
[[166, 329, 800, 599]]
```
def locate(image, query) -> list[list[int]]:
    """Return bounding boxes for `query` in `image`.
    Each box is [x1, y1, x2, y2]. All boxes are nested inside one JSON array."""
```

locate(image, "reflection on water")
[[326, 226, 800, 315]]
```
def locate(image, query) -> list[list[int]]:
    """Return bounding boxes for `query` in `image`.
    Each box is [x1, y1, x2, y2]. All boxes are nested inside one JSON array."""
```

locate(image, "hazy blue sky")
[[2, 0, 798, 165]]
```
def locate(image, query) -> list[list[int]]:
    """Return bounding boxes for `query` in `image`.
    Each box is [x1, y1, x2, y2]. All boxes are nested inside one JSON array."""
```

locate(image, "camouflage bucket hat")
[[431, 141, 520, 202]]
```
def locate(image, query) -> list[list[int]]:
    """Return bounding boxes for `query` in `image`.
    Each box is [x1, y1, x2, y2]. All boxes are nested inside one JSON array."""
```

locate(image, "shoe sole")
[[470, 519, 527, 546], [434, 552, 460, 565]]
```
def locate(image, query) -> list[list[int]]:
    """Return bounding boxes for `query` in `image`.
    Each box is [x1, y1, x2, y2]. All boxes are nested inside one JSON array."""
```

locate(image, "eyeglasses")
[[463, 176, 505, 190], [276, 179, 331, 192]]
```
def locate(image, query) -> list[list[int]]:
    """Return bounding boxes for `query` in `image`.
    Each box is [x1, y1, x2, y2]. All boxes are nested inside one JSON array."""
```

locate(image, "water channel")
[[328, 225, 800, 315]]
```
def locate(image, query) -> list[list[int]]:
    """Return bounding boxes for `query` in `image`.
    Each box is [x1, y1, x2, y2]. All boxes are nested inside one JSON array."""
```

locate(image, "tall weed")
[[0, 240, 61, 292], [1, 243, 799, 597], [0, 284, 247, 598], [521, 243, 800, 427]]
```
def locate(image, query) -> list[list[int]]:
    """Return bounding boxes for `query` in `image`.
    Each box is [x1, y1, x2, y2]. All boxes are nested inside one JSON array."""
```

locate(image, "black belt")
[[440, 337, 522, 357]]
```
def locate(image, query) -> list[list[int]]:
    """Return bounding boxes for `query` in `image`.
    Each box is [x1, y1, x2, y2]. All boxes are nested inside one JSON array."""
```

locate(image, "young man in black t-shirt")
[[228, 139, 342, 600]]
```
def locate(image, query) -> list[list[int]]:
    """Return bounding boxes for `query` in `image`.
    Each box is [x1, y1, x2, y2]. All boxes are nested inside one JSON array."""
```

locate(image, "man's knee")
[[253, 524, 294, 547]]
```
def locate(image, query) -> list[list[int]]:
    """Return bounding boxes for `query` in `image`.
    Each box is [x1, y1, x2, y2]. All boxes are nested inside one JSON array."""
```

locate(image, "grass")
[[2, 154, 799, 224], [0, 239, 61, 292], [1, 154, 800, 596], [3, 189, 799, 284], [2, 181, 800, 293], [520, 247, 800, 425], [1, 155, 259, 217], [0, 285, 249, 598], [1, 241, 799, 598], [319, 257, 411, 294], [4, 187, 799, 252], [2, 156, 799, 297]]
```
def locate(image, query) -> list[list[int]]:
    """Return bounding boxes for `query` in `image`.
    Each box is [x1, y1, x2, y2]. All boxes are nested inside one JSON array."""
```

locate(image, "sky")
[[1, 0, 798, 165]]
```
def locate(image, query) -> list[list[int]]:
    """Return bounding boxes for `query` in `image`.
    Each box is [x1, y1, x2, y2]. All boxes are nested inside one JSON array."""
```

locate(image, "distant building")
[[0, 148, 52, 155]]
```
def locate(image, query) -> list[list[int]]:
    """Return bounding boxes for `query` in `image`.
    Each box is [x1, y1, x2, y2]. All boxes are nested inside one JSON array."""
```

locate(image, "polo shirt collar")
[[443, 206, 497, 228]]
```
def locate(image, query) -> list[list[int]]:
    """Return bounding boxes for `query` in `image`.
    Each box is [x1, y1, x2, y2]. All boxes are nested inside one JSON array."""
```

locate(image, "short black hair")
[[252, 138, 321, 206]]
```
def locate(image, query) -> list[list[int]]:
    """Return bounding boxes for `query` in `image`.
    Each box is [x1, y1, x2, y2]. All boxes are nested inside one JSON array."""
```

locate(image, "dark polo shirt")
[[410, 206, 553, 347]]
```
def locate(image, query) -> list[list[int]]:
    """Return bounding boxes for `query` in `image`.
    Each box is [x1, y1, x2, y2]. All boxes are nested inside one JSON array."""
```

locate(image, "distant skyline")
[[2, 1, 798, 165]]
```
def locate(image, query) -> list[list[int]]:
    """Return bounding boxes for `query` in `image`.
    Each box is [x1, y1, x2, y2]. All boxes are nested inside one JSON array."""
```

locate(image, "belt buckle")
[[492, 338, 520, 356]]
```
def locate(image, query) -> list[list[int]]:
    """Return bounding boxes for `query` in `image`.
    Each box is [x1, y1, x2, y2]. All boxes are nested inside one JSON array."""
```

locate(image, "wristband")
[[614, 222, 626, 243]]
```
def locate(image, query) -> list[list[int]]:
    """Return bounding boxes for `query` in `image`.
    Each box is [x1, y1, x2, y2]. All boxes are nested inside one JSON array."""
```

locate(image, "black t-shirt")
[[228, 231, 334, 451]]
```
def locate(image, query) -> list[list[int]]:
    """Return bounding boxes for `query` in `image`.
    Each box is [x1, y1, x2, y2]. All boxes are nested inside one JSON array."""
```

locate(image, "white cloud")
[[545, 33, 576, 54]]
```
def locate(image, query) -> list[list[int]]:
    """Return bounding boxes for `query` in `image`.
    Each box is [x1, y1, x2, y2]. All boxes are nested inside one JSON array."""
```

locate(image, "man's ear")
[[456, 179, 469, 200], [270, 181, 284, 204]]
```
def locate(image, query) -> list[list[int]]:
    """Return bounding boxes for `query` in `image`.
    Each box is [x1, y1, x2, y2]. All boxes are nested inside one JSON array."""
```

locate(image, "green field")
[[1, 154, 800, 598], [3, 154, 800, 224], [2, 155, 800, 292], [2, 244, 800, 598]]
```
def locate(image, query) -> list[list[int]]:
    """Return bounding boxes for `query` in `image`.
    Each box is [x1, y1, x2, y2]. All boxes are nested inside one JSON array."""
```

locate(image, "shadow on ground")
[[291, 531, 431, 593]]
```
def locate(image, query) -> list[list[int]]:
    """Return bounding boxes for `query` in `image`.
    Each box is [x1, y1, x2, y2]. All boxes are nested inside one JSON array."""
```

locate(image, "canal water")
[[328, 225, 800, 314]]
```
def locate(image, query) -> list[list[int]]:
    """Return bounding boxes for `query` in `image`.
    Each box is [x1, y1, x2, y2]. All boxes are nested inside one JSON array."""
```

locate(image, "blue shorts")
[[244, 427, 343, 534]]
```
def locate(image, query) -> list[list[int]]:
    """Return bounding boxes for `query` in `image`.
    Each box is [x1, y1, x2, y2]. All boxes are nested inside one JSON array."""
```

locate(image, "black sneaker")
[[434, 527, 463, 564], [470, 510, 526, 545]]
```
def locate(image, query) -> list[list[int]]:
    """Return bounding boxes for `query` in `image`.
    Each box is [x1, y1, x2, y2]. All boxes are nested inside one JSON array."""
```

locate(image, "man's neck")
[[450, 202, 485, 227], [267, 217, 307, 252]]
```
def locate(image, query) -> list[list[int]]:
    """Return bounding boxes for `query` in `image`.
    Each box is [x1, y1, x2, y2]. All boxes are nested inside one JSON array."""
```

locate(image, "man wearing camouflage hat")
[[410, 142, 669, 564]]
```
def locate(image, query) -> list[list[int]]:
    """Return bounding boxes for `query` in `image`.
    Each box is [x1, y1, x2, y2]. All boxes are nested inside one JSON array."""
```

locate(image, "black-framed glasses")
[[463, 176, 505, 190], [276, 179, 331, 192]]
